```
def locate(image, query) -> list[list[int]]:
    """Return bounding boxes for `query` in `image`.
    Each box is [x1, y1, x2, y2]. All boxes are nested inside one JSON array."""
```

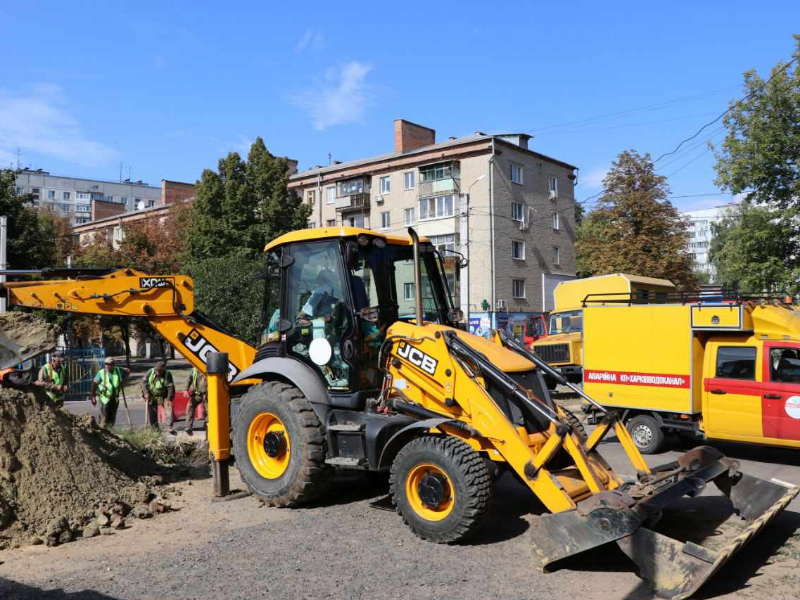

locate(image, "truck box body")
[[553, 273, 675, 312]]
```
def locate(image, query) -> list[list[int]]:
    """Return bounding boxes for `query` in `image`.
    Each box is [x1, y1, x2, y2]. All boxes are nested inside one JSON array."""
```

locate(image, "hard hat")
[[104, 357, 115, 365]]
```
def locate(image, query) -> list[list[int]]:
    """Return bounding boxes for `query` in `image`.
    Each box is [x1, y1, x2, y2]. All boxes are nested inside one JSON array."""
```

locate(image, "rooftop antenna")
[[15, 148, 22, 171], [328, 153, 332, 166], [119, 161, 123, 183]]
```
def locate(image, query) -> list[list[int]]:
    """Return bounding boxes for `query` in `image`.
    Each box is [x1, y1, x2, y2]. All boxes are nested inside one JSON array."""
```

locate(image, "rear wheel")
[[390, 436, 491, 543], [627, 414, 665, 454], [232, 381, 329, 506]]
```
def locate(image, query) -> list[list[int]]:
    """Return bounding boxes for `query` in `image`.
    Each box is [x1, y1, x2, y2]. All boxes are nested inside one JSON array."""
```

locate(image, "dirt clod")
[[130, 504, 153, 519], [0, 387, 163, 549], [82, 523, 100, 538]]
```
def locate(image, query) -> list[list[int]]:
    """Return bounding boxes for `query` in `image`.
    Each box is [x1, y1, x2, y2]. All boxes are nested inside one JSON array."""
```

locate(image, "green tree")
[[576, 150, 697, 288], [187, 138, 310, 260], [713, 35, 800, 209], [710, 202, 799, 294], [0, 170, 70, 269], [187, 253, 265, 345]]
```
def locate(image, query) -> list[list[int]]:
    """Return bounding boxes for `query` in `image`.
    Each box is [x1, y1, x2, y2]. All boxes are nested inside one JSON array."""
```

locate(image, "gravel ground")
[[1, 419, 800, 600]]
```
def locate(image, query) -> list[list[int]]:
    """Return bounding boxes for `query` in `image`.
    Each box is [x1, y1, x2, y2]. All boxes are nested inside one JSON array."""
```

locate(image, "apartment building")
[[288, 120, 579, 335], [14, 169, 162, 225], [681, 203, 738, 281]]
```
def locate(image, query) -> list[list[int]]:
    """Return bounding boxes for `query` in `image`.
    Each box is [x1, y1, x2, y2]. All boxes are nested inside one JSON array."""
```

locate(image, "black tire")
[[561, 407, 587, 441], [390, 436, 491, 543], [626, 414, 665, 454], [232, 381, 329, 506]]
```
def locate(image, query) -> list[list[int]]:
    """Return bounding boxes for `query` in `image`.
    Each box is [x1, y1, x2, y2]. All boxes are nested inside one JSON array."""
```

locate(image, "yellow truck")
[[580, 293, 800, 454], [532, 274, 675, 385]]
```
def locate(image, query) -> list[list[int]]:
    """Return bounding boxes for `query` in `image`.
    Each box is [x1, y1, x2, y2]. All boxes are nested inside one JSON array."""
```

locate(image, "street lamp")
[[463, 174, 486, 328]]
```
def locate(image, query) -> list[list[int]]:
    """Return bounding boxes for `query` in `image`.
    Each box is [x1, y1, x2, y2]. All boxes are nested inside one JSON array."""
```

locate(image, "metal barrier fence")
[[34, 348, 106, 399]]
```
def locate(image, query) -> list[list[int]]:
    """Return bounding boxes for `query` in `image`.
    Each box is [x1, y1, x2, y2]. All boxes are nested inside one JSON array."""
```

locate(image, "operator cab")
[[259, 228, 457, 408]]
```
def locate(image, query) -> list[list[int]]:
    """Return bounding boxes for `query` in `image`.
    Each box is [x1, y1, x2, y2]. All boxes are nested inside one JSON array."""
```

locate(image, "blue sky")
[[1, 0, 798, 212]]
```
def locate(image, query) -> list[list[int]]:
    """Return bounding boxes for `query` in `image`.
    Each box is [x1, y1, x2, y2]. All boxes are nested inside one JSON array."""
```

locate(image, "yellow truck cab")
[[532, 274, 674, 386], [583, 293, 800, 454]]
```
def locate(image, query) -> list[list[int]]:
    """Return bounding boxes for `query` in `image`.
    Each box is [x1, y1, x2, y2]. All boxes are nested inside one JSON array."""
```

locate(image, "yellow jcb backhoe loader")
[[0, 227, 796, 599]]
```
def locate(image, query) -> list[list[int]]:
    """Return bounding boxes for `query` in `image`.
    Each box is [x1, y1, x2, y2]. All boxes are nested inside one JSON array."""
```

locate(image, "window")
[[77, 192, 90, 200], [512, 279, 526, 299], [308, 223, 316, 228], [134, 197, 141, 206], [106, 195, 114, 202], [429, 234, 456, 255], [15, 186, 24, 195], [326, 186, 336, 204], [769, 348, 800, 383], [510, 163, 523, 184], [405, 207, 416, 226], [121, 196, 127, 205], [380, 211, 391, 229], [75, 218, 90, 225], [512, 240, 525, 260], [61, 191, 70, 200], [348, 214, 365, 227], [404, 171, 415, 190], [91, 185, 99, 190], [48, 190, 56, 199], [552, 247, 560, 265], [91, 192, 103, 201], [306, 190, 315, 205], [548, 310, 583, 334], [549, 176, 558, 195], [552, 212, 559, 230], [326, 219, 336, 227], [419, 194, 454, 220], [146, 200, 156, 208], [512, 202, 524, 222], [380, 176, 391, 194], [419, 162, 459, 182], [404, 282, 415, 301], [76, 204, 91, 212], [337, 179, 366, 196], [716, 346, 757, 380]]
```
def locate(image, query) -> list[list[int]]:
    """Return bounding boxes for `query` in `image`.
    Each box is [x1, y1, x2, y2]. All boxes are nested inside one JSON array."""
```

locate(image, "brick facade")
[[394, 119, 436, 154], [161, 180, 196, 205], [91, 199, 126, 221]]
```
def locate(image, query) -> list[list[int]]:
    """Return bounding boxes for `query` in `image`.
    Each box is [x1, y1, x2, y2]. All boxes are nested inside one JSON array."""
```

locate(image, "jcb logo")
[[183, 329, 240, 382], [140, 277, 171, 289], [397, 342, 438, 376]]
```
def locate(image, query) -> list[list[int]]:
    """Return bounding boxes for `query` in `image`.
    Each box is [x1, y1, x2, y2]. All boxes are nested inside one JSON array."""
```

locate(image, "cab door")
[[704, 342, 763, 439], [761, 342, 800, 442]]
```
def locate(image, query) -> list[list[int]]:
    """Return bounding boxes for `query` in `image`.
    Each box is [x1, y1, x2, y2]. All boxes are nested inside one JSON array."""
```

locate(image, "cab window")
[[716, 346, 756, 380], [769, 347, 800, 383]]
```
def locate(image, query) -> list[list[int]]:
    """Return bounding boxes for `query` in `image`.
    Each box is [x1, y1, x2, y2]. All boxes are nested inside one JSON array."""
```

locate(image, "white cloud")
[[295, 28, 324, 52], [292, 62, 374, 131], [0, 84, 116, 168]]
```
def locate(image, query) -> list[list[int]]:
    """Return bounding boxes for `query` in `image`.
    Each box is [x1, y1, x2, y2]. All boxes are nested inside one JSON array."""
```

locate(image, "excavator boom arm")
[[0, 268, 257, 382]]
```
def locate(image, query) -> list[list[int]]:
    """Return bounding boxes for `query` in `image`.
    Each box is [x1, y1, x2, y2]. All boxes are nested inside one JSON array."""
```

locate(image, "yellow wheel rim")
[[405, 463, 455, 521], [247, 412, 291, 479]]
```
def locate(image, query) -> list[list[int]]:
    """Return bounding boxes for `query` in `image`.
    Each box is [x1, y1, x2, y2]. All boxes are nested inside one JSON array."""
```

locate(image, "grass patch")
[[113, 427, 194, 465]]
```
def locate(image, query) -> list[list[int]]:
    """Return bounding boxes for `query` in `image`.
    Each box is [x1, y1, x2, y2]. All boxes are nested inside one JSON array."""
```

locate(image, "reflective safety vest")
[[43, 364, 66, 403], [147, 369, 170, 399], [97, 368, 122, 405]]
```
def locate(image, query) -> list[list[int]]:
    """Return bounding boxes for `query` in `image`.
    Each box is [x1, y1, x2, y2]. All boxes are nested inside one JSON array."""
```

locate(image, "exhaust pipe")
[[408, 228, 424, 325]]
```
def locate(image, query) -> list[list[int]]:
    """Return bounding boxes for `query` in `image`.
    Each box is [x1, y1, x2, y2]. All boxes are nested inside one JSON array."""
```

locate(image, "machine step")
[[328, 423, 365, 432], [325, 457, 367, 467]]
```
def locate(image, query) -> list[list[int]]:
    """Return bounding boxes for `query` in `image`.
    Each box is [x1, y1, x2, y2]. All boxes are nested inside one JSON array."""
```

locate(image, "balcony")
[[335, 192, 371, 212], [418, 177, 460, 198]]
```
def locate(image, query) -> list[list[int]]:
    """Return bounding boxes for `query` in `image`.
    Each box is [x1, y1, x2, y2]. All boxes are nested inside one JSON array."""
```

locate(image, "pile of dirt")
[[0, 312, 59, 370], [0, 387, 168, 549]]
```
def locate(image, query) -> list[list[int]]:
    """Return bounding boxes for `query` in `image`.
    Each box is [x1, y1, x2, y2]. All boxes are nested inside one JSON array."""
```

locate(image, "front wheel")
[[232, 381, 329, 506], [626, 414, 665, 454], [390, 436, 491, 543]]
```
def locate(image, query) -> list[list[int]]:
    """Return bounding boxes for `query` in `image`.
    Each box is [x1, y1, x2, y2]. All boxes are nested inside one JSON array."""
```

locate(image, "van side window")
[[716, 347, 757, 380], [769, 348, 800, 383]]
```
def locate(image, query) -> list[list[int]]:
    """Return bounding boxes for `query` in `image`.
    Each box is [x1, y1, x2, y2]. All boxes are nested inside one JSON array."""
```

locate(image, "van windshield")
[[549, 310, 583, 334]]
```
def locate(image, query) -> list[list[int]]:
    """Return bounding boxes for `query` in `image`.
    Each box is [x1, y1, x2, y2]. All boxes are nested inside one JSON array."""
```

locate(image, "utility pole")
[[0, 216, 7, 313]]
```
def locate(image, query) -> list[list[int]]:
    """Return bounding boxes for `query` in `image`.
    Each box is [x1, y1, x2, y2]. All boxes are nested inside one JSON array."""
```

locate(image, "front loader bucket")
[[530, 446, 799, 599]]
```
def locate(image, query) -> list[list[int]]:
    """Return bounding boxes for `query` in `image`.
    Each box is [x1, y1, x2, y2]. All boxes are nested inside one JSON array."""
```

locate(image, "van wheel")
[[626, 414, 664, 454], [232, 381, 329, 506]]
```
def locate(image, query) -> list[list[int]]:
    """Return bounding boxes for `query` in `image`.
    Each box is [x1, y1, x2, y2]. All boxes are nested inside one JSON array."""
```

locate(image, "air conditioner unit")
[[374, 195, 384, 205], [496, 299, 507, 310], [549, 189, 558, 200]]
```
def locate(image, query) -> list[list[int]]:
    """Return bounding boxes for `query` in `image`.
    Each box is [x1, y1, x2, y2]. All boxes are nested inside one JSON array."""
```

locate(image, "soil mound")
[[0, 312, 59, 370], [0, 387, 163, 549]]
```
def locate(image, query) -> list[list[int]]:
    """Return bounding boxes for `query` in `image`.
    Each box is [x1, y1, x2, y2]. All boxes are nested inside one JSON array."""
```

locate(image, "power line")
[[653, 56, 798, 163]]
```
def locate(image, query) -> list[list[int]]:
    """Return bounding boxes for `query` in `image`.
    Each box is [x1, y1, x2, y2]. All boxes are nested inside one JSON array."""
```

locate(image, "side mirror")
[[345, 241, 359, 271]]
